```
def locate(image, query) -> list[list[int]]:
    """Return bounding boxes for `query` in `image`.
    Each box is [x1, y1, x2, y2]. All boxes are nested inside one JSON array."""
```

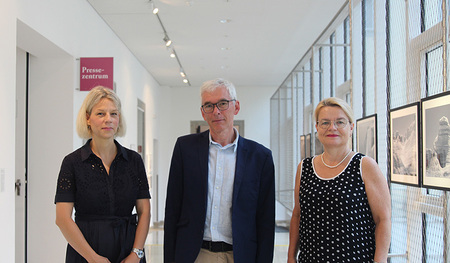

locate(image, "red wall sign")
[[80, 57, 114, 91]]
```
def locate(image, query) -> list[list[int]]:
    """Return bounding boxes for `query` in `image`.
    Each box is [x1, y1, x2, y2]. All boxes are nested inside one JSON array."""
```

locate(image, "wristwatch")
[[132, 248, 144, 259]]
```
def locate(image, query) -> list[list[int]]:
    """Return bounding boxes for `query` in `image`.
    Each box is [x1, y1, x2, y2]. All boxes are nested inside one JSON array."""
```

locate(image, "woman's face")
[[315, 106, 353, 149], [87, 98, 120, 140]]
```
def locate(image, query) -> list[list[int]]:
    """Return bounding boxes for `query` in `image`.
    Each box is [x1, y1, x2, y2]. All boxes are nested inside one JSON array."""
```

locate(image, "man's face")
[[201, 86, 240, 136]]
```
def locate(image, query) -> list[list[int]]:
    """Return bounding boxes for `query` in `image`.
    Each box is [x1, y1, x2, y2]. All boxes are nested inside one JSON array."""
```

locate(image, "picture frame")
[[421, 91, 450, 190], [389, 102, 420, 186], [300, 135, 306, 160], [356, 114, 377, 162], [305, 133, 311, 158]]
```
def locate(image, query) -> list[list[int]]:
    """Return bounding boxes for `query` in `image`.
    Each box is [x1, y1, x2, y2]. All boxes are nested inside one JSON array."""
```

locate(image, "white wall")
[[0, 1, 18, 263]]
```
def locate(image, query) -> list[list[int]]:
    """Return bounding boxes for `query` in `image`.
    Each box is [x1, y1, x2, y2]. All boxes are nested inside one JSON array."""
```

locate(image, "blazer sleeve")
[[163, 138, 183, 262], [256, 150, 276, 262]]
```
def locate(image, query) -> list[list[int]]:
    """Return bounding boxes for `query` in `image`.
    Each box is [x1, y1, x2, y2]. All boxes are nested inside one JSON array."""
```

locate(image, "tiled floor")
[[144, 227, 289, 262]]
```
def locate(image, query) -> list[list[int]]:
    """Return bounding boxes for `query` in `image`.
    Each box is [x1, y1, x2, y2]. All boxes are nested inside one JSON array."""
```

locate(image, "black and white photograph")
[[356, 114, 377, 162], [300, 135, 306, 160], [421, 91, 450, 190], [305, 133, 311, 158], [390, 103, 420, 186]]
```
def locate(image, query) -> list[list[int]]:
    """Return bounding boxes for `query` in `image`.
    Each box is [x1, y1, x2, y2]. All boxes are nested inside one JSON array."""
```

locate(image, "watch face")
[[133, 248, 144, 258]]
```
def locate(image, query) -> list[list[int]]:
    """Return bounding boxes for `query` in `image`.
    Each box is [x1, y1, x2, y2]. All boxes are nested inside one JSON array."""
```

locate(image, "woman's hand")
[[88, 254, 111, 263], [56, 203, 111, 263], [120, 253, 141, 263]]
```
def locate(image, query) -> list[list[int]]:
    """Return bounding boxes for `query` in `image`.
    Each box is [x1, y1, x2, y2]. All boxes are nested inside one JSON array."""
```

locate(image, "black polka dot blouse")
[[297, 153, 375, 262]]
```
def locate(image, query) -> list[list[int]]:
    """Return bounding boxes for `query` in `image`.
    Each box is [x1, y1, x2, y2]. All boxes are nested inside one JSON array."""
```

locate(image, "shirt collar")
[[80, 139, 128, 161], [209, 127, 239, 152]]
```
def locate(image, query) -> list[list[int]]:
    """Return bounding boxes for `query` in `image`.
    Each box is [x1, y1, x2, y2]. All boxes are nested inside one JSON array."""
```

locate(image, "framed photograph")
[[390, 102, 420, 186], [314, 132, 324, 155], [421, 91, 450, 190], [356, 114, 377, 162], [300, 135, 306, 160], [305, 133, 311, 158]]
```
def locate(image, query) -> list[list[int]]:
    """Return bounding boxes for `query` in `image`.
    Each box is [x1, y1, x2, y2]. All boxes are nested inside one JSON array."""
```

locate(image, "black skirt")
[[65, 214, 145, 263]]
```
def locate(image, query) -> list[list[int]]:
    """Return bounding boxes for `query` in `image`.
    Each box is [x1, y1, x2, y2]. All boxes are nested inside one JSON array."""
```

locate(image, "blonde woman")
[[55, 86, 150, 263], [288, 97, 391, 263]]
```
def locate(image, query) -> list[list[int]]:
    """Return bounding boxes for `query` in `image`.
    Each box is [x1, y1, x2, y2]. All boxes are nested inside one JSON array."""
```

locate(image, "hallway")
[[143, 227, 289, 262]]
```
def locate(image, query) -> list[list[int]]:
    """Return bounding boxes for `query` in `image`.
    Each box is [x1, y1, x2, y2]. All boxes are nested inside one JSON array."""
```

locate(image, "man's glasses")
[[316, 118, 349, 129], [201, 99, 235, 113]]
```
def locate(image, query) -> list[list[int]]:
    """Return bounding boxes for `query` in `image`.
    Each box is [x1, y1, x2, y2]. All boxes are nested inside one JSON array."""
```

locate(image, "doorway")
[[15, 20, 75, 262], [15, 48, 27, 263]]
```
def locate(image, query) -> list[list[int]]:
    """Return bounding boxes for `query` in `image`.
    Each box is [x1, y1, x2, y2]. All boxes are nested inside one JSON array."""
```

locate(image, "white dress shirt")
[[203, 128, 239, 245]]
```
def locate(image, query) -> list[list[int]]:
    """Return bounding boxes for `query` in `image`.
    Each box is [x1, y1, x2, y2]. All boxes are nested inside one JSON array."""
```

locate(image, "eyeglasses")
[[201, 99, 235, 113], [316, 119, 349, 129]]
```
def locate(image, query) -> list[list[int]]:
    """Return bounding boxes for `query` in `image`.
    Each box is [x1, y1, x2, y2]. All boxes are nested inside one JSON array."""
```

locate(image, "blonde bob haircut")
[[76, 86, 126, 139], [314, 97, 354, 124]]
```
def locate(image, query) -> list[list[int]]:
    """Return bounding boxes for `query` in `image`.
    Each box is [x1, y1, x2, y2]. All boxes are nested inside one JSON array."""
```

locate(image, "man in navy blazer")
[[164, 78, 275, 263]]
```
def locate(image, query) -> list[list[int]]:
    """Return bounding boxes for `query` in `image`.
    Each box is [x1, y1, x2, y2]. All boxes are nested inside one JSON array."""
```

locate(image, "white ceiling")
[[87, 0, 346, 88]]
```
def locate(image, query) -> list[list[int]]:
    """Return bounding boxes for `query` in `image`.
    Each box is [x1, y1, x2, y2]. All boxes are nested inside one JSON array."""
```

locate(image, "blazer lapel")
[[233, 136, 247, 203], [198, 131, 210, 206]]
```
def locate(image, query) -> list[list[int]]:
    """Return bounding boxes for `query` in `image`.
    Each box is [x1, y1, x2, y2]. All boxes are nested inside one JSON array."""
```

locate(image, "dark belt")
[[201, 240, 233, 252]]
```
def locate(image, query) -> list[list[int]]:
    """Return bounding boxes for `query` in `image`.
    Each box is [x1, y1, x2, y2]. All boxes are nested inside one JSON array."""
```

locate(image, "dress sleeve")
[[54, 155, 76, 203], [136, 154, 151, 199]]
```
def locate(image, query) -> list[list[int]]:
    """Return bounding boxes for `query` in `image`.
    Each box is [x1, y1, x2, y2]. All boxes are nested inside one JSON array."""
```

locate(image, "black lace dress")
[[297, 153, 375, 262], [55, 139, 150, 263]]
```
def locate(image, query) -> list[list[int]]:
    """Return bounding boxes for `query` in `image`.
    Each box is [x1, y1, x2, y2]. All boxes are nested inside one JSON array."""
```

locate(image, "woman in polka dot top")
[[287, 97, 391, 263]]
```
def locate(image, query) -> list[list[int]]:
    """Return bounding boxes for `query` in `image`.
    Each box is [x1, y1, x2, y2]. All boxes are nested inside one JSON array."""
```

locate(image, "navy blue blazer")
[[164, 130, 275, 263]]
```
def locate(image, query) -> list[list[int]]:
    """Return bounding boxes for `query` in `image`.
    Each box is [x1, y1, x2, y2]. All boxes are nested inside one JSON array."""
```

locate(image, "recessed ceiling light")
[[220, 19, 231, 24], [221, 47, 231, 51]]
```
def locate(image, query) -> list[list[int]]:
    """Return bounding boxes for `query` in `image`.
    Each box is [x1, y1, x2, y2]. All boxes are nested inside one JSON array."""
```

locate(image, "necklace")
[[321, 150, 351, 168]]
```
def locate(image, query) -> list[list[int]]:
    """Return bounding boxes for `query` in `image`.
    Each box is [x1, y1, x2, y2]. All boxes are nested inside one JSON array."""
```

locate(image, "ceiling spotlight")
[[180, 69, 186, 77], [150, 1, 159, 14], [169, 49, 176, 58], [163, 35, 172, 47], [183, 78, 189, 84]]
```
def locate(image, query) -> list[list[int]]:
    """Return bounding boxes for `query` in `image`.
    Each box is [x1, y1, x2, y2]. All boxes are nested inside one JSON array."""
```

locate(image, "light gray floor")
[[144, 228, 289, 262]]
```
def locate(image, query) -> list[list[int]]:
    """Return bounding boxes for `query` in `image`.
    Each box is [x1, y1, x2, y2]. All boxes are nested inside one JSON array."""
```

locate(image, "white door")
[[16, 21, 75, 262], [15, 48, 27, 263], [152, 139, 159, 223]]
